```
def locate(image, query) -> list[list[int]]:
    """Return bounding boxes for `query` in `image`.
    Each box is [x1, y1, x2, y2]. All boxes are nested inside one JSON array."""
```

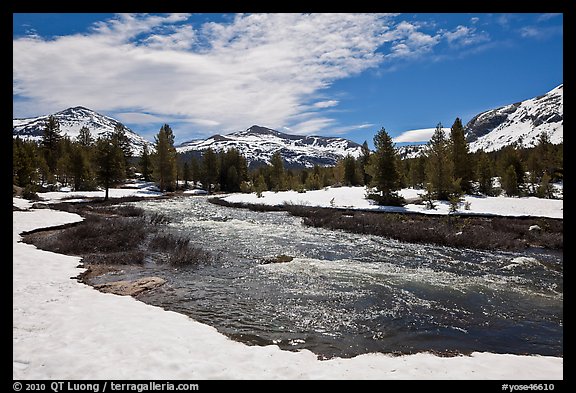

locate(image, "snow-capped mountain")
[[13, 106, 153, 156], [465, 84, 563, 152], [395, 84, 563, 158], [176, 125, 364, 168]]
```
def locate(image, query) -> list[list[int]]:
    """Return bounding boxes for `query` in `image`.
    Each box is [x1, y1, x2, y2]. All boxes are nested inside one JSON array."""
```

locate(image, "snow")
[[13, 193, 563, 379], [175, 126, 363, 167], [469, 84, 563, 152], [36, 181, 162, 202], [223, 186, 563, 219]]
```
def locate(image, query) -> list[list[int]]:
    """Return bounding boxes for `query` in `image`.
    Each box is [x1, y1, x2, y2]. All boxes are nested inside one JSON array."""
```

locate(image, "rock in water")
[[94, 276, 166, 296]]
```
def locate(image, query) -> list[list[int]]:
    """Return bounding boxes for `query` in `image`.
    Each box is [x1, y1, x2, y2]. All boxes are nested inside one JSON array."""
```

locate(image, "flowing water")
[[102, 196, 562, 359]]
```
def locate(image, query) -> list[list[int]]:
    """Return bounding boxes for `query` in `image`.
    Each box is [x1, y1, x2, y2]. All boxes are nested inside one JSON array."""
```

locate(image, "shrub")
[[148, 211, 170, 225], [366, 192, 406, 207], [150, 233, 215, 267]]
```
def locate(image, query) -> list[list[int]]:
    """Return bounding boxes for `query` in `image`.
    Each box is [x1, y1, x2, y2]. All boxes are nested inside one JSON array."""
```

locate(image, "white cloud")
[[313, 100, 339, 109], [393, 128, 437, 143], [444, 25, 490, 47], [385, 21, 441, 59], [13, 13, 504, 140], [14, 13, 398, 139]]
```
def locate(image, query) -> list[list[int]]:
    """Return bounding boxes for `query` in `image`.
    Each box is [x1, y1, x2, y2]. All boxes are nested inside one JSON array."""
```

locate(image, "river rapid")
[[97, 196, 562, 359]]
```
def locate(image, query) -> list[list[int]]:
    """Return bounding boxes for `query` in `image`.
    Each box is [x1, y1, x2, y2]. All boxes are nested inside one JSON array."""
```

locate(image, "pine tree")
[[360, 141, 372, 185], [94, 136, 126, 200], [112, 124, 133, 176], [476, 150, 494, 196], [501, 164, 519, 197], [13, 138, 37, 187], [76, 126, 93, 147], [497, 146, 525, 191], [407, 156, 426, 189], [449, 117, 473, 194], [41, 115, 63, 175], [182, 161, 190, 189], [69, 142, 94, 191], [189, 156, 200, 185], [201, 148, 218, 193], [139, 144, 153, 182], [343, 154, 359, 186], [425, 123, 454, 200], [369, 127, 404, 206], [269, 151, 285, 191], [153, 124, 178, 192]]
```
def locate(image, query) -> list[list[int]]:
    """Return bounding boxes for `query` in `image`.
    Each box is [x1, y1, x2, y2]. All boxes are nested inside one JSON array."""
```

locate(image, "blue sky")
[[13, 13, 563, 147]]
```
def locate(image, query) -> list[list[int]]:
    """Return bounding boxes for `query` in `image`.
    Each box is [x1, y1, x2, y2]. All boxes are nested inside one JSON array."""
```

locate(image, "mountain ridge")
[[13, 106, 152, 156], [396, 84, 563, 159], [14, 83, 562, 165], [176, 125, 364, 169]]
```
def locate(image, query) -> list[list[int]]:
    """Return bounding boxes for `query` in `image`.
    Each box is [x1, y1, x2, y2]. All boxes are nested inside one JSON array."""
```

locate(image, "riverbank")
[[210, 197, 563, 252], [12, 196, 564, 379]]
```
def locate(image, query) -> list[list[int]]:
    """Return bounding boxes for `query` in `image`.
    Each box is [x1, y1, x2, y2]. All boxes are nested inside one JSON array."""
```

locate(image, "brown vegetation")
[[22, 200, 216, 271]]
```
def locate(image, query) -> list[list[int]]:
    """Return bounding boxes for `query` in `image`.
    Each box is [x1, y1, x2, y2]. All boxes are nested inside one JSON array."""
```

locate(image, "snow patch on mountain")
[[395, 84, 563, 158], [176, 125, 364, 168], [465, 84, 563, 152], [13, 106, 153, 156]]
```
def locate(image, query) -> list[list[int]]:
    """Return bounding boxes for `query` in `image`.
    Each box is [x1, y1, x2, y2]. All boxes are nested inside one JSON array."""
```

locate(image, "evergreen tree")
[[360, 140, 372, 185], [153, 124, 178, 192], [112, 124, 133, 176], [501, 164, 519, 196], [94, 136, 126, 200], [497, 146, 525, 191], [369, 127, 404, 206], [449, 117, 473, 194], [343, 154, 359, 186], [201, 148, 219, 193], [13, 138, 37, 187], [189, 156, 200, 185], [69, 142, 94, 191], [476, 150, 494, 195], [41, 115, 63, 175], [55, 136, 73, 186], [537, 173, 554, 199], [407, 156, 426, 189], [425, 123, 454, 200], [76, 126, 93, 147], [254, 173, 267, 197], [269, 151, 285, 191], [139, 144, 153, 182], [183, 161, 190, 189]]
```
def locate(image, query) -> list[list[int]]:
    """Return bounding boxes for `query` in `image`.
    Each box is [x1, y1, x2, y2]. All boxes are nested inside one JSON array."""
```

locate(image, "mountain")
[[396, 84, 563, 158], [13, 106, 152, 156], [464, 84, 563, 152], [176, 125, 364, 169]]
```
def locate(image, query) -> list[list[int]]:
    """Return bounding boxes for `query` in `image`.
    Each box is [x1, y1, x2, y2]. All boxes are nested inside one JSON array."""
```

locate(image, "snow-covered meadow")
[[13, 184, 563, 379], [223, 186, 563, 219]]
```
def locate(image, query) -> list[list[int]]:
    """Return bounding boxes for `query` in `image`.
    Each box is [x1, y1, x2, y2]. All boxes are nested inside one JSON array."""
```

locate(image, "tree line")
[[13, 116, 563, 203]]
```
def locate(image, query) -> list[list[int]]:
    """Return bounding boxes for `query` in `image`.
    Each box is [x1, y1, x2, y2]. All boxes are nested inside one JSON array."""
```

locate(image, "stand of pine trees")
[[14, 117, 562, 202]]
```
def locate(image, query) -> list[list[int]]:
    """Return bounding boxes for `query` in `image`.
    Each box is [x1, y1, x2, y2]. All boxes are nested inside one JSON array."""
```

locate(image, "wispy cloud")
[[14, 13, 399, 139], [393, 128, 436, 143], [518, 25, 562, 40], [444, 25, 490, 47], [313, 100, 339, 109], [13, 13, 516, 141]]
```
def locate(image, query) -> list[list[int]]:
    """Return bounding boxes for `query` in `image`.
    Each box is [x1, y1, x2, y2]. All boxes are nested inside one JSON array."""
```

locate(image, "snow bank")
[[13, 198, 563, 379], [223, 187, 563, 219], [37, 181, 162, 203]]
